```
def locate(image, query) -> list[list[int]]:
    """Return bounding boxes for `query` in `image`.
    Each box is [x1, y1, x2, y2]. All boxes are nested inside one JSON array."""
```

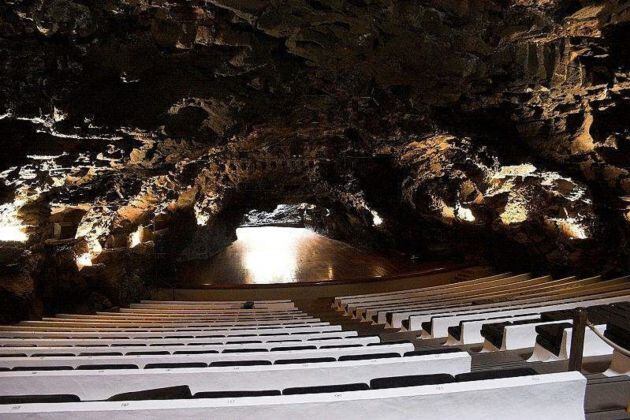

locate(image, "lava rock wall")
[[0, 0, 628, 319]]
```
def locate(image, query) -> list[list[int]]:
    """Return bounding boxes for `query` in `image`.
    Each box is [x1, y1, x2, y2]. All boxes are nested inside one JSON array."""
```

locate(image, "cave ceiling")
[[0, 0, 628, 306]]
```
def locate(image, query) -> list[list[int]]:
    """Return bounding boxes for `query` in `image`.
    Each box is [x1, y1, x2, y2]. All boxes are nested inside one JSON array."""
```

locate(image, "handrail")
[[586, 319, 630, 357]]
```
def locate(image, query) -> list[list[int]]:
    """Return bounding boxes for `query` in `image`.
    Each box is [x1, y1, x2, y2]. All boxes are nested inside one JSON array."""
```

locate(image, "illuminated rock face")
[[0, 0, 628, 318]]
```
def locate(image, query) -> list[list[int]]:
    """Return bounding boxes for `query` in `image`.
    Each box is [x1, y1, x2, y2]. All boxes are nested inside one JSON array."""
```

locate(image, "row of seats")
[[0, 366, 540, 403], [454, 302, 628, 353], [334, 273, 630, 336], [521, 303, 630, 375], [0, 348, 470, 400], [0, 299, 589, 418], [336, 273, 630, 377]]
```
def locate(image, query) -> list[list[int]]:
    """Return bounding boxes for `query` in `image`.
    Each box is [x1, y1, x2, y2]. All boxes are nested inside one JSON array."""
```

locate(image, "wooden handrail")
[[568, 308, 587, 371]]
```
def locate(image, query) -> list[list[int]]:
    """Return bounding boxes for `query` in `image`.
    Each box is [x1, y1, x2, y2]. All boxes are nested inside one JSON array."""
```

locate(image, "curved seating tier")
[[0, 294, 598, 418], [0, 371, 587, 419]]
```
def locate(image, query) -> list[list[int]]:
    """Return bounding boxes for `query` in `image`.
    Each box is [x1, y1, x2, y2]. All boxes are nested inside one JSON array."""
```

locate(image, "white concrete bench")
[[128, 305, 298, 312], [0, 343, 415, 369], [412, 294, 630, 337], [377, 275, 612, 325], [129, 303, 297, 311], [528, 324, 613, 362], [333, 273, 511, 309], [604, 350, 630, 377], [480, 320, 571, 352], [0, 372, 586, 420], [1, 321, 331, 332], [376, 275, 609, 325], [344, 274, 528, 315], [122, 308, 303, 314], [349, 274, 536, 317], [21, 317, 322, 328], [56, 312, 305, 320], [0, 330, 359, 347], [0, 324, 344, 338], [400, 285, 630, 330], [141, 299, 292, 305], [133, 302, 296, 310], [444, 314, 541, 346], [0, 352, 471, 400], [0, 336, 382, 356]]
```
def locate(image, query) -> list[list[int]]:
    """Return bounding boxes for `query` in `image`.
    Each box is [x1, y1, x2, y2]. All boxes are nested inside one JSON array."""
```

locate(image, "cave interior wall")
[[0, 0, 628, 320]]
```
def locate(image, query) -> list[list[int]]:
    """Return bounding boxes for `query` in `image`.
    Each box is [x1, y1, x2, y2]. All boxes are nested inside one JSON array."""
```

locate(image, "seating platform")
[[1, 270, 628, 418], [0, 371, 586, 419]]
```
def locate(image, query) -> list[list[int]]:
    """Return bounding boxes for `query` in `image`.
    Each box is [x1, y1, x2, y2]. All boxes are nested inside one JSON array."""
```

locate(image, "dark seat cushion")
[[447, 326, 461, 341], [0, 394, 80, 404], [31, 353, 75, 357], [404, 348, 464, 357], [174, 350, 220, 355], [274, 357, 336, 365], [195, 390, 280, 398], [605, 324, 630, 349], [370, 374, 455, 389], [455, 368, 538, 382], [283, 383, 369, 395], [338, 353, 400, 361], [307, 337, 341, 341], [535, 322, 572, 356], [319, 344, 362, 349], [77, 364, 139, 370], [367, 340, 411, 346], [107, 386, 192, 401], [480, 322, 510, 349], [79, 352, 123, 357], [270, 346, 316, 351], [145, 363, 207, 369], [210, 360, 271, 367], [13, 366, 74, 371]]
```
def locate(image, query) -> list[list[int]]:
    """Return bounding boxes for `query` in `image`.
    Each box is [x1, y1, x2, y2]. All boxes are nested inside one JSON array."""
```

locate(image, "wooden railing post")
[[568, 308, 587, 371]]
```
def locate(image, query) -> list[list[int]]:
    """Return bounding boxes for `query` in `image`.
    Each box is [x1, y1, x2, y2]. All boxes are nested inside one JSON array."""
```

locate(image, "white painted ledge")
[[0, 372, 586, 420]]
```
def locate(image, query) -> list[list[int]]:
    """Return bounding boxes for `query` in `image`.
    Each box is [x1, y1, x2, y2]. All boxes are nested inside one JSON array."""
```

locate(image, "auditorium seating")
[[336, 273, 630, 378], [0, 371, 586, 419], [0, 296, 592, 418], [528, 323, 612, 362], [334, 274, 630, 335], [448, 302, 630, 349], [525, 303, 630, 364]]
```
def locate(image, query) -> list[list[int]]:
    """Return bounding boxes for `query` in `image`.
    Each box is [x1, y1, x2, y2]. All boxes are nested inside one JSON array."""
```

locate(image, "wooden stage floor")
[[176, 227, 424, 286]]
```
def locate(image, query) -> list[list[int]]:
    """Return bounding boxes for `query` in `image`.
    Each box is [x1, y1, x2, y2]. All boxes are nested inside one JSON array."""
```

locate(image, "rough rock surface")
[[0, 0, 628, 319]]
